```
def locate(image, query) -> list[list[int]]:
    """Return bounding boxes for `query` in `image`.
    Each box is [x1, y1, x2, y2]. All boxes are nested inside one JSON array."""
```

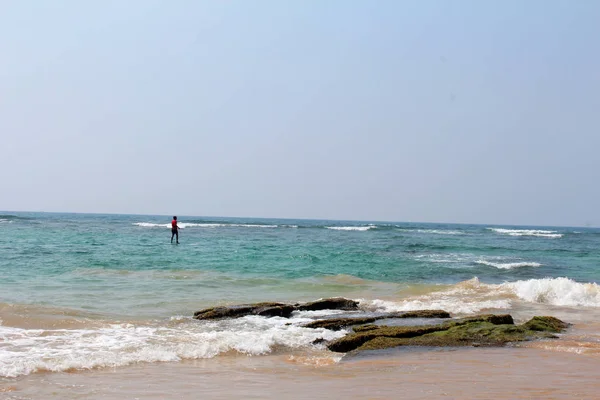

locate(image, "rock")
[[303, 317, 378, 331], [353, 324, 380, 333], [194, 302, 293, 320], [328, 325, 446, 353], [302, 310, 450, 330], [522, 316, 570, 332], [452, 314, 514, 326], [255, 304, 296, 318], [193, 297, 360, 320], [327, 314, 568, 353], [296, 297, 359, 311]]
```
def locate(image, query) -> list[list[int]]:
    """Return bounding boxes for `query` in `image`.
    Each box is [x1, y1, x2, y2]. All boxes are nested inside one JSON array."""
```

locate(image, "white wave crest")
[[0, 315, 345, 378], [501, 277, 600, 307], [326, 226, 374, 231], [489, 228, 563, 238], [475, 260, 542, 270]]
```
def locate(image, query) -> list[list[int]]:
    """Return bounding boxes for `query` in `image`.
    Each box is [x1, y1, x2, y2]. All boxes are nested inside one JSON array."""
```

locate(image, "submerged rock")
[[327, 315, 569, 353]]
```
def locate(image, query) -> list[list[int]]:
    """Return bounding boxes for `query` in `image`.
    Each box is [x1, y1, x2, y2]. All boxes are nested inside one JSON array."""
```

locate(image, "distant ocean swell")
[[0, 214, 578, 239]]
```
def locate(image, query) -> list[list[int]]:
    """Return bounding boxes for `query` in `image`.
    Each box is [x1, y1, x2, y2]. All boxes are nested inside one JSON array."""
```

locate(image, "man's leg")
[[176, 231, 179, 244]]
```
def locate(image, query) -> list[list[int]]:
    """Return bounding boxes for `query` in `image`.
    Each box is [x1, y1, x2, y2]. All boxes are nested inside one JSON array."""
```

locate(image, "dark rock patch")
[[194, 302, 292, 320], [303, 317, 378, 331], [296, 297, 359, 311], [194, 298, 359, 320], [255, 304, 296, 318]]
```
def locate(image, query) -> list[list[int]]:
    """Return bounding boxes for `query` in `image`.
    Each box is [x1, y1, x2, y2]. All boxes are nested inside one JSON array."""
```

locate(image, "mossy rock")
[[328, 325, 447, 352], [327, 314, 568, 353], [522, 316, 570, 332], [353, 324, 381, 333]]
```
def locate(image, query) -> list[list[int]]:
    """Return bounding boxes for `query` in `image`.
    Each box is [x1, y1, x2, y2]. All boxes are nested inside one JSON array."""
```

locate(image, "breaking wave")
[[0, 315, 345, 378], [501, 277, 600, 307], [363, 277, 600, 316]]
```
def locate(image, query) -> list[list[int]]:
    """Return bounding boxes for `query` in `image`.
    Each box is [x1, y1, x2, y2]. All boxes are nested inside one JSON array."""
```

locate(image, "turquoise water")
[[2, 212, 600, 378], [2, 212, 599, 316]]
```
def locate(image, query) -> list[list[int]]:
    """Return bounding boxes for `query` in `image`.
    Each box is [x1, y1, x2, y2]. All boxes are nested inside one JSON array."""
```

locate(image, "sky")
[[1, 1, 599, 226]]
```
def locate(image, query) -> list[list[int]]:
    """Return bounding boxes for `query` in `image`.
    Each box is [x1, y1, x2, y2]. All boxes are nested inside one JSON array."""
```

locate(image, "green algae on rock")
[[522, 316, 570, 333], [327, 315, 569, 353]]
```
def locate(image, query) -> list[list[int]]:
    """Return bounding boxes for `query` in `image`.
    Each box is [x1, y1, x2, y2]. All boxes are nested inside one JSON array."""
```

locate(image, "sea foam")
[[0, 315, 345, 378], [501, 277, 600, 307]]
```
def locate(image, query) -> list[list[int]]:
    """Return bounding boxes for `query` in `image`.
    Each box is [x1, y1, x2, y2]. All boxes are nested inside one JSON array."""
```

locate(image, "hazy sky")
[[1, 1, 599, 226]]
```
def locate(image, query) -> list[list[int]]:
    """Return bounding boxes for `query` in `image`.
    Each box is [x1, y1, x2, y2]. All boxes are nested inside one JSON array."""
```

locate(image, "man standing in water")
[[171, 216, 180, 244]]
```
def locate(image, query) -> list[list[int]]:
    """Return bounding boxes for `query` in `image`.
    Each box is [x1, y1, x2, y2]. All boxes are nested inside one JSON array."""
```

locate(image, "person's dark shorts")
[[171, 229, 178, 234]]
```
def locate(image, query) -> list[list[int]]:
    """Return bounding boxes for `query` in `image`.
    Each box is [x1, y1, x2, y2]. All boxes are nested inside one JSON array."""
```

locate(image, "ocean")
[[1, 212, 600, 399]]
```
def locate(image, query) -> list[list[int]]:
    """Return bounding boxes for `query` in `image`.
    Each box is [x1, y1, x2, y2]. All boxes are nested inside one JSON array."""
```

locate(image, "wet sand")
[[3, 343, 599, 400]]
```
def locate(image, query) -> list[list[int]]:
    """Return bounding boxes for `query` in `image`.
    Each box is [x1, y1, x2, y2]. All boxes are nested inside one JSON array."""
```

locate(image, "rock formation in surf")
[[193, 298, 569, 353]]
